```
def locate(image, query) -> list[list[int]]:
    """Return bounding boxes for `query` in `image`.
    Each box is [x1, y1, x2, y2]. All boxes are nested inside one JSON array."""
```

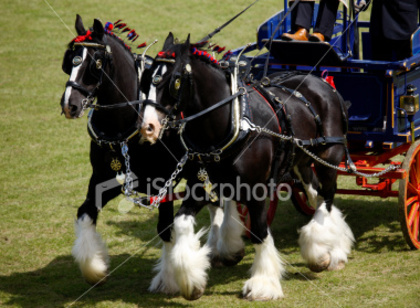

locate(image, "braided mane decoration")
[[69, 19, 147, 51]]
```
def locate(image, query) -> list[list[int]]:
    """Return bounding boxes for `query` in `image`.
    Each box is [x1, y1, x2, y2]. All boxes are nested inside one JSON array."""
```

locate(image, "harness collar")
[[87, 107, 140, 148]]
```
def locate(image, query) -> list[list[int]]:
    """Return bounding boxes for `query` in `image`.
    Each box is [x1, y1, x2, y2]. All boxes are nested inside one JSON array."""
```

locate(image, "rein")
[[171, 88, 246, 126]]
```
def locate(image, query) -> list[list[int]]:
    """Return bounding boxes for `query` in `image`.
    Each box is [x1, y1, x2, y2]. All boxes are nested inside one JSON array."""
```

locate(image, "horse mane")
[[68, 19, 146, 53], [158, 38, 228, 69]]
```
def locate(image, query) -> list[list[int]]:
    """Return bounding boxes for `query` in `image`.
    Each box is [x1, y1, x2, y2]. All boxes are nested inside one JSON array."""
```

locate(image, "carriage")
[[230, 1, 420, 250]]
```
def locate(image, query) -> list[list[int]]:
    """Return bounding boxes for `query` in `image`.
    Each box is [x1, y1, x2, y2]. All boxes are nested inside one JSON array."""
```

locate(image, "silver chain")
[[120, 141, 155, 209], [247, 121, 401, 178], [151, 152, 189, 208], [120, 141, 189, 209]]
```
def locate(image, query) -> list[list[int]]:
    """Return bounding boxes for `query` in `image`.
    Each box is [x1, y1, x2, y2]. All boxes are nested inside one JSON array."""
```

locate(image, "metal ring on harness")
[[238, 86, 247, 95], [261, 76, 271, 87], [138, 196, 152, 208]]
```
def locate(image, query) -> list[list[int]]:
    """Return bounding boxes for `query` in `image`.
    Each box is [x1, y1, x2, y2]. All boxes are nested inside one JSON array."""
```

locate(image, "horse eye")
[[72, 56, 83, 66]]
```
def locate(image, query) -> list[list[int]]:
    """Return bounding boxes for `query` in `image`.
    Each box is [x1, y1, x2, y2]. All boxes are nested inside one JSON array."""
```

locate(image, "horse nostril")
[[70, 105, 78, 113], [146, 124, 155, 133]]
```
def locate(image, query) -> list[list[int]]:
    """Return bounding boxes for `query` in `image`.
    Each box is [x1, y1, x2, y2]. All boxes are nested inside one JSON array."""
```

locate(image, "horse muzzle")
[[139, 101, 166, 144], [60, 93, 85, 119]]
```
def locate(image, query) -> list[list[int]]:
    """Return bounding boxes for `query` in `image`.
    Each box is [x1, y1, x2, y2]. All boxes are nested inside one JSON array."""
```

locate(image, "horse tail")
[[335, 90, 349, 136], [334, 89, 356, 170]]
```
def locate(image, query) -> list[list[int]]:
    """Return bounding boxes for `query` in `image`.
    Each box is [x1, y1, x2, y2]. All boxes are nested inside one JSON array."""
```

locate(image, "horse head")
[[138, 32, 228, 144], [138, 33, 196, 143], [60, 15, 138, 119]]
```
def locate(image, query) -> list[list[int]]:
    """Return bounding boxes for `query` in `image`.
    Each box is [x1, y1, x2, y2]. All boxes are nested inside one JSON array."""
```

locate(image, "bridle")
[[145, 49, 252, 139], [65, 41, 112, 111]]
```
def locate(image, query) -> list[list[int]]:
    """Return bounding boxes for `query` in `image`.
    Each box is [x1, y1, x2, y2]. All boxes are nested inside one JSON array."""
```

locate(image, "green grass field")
[[1, 0, 419, 307]]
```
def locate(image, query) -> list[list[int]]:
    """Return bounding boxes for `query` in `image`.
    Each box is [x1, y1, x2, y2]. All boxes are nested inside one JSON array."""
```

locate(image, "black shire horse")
[[137, 33, 355, 301], [60, 16, 185, 285]]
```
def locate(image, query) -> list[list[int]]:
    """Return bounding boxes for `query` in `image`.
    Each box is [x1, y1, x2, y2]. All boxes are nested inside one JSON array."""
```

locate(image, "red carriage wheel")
[[399, 140, 420, 250], [236, 194, 279, 238], [291, 183, 316, 216]]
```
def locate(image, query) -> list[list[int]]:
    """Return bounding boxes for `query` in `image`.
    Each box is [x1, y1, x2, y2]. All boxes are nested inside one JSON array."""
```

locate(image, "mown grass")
[[1, 0, 419, 307]]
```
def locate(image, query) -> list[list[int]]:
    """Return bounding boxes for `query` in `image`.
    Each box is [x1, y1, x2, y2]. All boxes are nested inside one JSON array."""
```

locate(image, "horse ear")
[[163, 32, 174, 50], [181, 34, 191, 55], [93, 19, 104, 40], [75, 14, 86, 35]]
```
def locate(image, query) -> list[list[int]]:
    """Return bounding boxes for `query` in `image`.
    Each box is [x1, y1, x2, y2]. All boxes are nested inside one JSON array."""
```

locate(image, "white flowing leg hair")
[[206, 200, 245, 266], [217, 199, 245, 262], [206, 204, 224, 256], [243, 230, 285, 300], [298, 202, 355, 272], [149, 241, 180, 294], [72, 214, 109, 284], [242, 232, 285, 300], [150, 214, 211, 299]]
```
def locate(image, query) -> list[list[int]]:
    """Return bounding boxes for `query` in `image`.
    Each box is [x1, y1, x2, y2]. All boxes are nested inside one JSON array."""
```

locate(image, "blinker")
[[153, 75, 162, 85], [73, 56, 83, 66]]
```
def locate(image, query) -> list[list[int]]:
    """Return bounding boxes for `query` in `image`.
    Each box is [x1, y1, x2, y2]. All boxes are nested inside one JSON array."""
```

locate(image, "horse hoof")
[[84, 272, 108, 286], [221, 249, 245, 267], [210, 255, 224, 268], [182, 287, 205, 301], [328, 260, 346, 271], [308, 253, 331, 273], [210, 249, 245, 267]]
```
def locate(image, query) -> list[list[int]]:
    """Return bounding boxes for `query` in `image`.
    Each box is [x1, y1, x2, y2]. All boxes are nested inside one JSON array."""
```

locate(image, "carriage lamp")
[[400, 84, 419, 142], [400, 84, 419, 116]]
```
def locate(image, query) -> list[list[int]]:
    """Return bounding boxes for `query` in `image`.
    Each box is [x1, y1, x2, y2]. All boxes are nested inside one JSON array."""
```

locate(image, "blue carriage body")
[[233, 2, 420, 151]]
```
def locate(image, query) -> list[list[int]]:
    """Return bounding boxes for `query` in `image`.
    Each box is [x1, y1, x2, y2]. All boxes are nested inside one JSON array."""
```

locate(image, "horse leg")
[[242, 198, 285, 301], [210, 199, 245, 267], [72, 174, 120, 285], [298, 147, 355, 272], [149, 201, 180, 295], [206, 203, 224, 266], [163, 189, 210, 301], [293, 162, 321, 209]]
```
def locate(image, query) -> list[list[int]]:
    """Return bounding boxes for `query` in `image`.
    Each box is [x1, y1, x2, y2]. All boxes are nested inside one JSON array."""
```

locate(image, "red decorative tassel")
[[122, 27, 131, 33], [115, 23, 127, 29], [216, 46, 225, 53], [73, 30, 93, 43], [137, 42, 147, 48]]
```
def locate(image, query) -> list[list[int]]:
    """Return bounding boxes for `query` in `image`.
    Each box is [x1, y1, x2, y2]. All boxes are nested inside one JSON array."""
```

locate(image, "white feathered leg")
[[149, 241, 180, 294], [298, 202, 355, 272], [243, 232, 285, 301], [206, 204, 224, 264], [72, 214, 109, 285], [171, 214, 211, 300], [216, 199, 245, 266]]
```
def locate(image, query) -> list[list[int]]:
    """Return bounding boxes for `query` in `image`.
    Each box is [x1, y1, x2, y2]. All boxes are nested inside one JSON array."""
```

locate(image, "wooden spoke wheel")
[[291, 183, 316, 216], [399, 140, 420, 250]]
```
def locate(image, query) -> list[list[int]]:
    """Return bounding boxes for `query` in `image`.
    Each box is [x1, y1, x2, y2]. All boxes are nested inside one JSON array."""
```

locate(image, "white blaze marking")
[[143, 65, 167, 125], [63, 48, 87, 109]]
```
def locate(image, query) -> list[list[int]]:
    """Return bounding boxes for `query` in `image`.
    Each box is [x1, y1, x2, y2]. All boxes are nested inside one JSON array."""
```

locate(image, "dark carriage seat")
[[262, 40, 347, 67]]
